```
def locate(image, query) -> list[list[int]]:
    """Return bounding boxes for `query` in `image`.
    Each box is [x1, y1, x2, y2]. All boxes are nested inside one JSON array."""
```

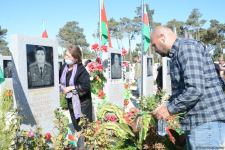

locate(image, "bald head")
[[150, 26, 177, 57], [151, 26, 175, 39]]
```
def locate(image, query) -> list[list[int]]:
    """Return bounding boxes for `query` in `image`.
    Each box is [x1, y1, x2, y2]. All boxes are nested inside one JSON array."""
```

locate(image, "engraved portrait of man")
[[27, 45, 54, 88]]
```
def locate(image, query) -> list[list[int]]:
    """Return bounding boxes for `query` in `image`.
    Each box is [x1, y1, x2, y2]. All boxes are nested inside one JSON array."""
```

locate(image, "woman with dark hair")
[[59, 45, 93, 132]]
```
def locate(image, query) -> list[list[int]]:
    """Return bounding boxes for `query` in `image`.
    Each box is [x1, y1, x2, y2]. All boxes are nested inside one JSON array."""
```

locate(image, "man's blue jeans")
[[185, 121, 225, 150]]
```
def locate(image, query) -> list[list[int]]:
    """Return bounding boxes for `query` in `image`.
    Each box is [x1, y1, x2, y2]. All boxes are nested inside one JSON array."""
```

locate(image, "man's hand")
[[63, 86, 75, 94], [153, 103, 171, 120]]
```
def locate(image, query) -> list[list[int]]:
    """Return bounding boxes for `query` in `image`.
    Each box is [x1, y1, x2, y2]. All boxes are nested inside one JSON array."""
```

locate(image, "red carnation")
[[45, 132, 51, 141], [121, 48, 128, 56], [97, 64, 103, 72], [101, 45, 108, 52], [68, 134, 75, 141], [122, 61, 129, 68], [91, 43, 100, 51], [96, 57, 102, 64], [110, 114, 118, 122], [87, 62, 97, 72], [98, 90, 105, 99]]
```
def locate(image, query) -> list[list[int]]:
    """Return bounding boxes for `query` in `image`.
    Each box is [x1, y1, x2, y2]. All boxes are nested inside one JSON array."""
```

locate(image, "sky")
[[0, 0, 225, 51]]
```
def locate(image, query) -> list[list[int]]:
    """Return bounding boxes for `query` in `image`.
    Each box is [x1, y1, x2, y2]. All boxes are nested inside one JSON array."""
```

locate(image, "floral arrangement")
[[86, 61, 106, 98], [81, 103, 156, 150], [91, 43, 108, 52], [16, 128, 52, 149], [1, 89, 13, 112], [0, 89, 19, 150], [14, 109, 79, 150]]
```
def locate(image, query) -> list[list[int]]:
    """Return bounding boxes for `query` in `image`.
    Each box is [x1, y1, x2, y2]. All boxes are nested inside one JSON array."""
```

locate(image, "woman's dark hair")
[[67, 45, 82, 63]]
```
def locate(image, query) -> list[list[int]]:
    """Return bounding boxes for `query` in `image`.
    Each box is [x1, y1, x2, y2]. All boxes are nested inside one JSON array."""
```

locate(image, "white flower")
[[90, 76, 94, 81]]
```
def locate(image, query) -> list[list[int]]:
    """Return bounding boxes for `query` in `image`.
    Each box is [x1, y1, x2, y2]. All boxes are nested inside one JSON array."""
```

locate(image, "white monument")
[[162, 57, 171, 95], [10, 34, 60, 133], [104, 48, 124, 107], [143, 55, 156, 96]]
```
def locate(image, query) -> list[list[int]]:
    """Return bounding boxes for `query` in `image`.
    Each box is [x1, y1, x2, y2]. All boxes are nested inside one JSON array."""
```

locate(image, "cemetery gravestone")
[[11, 34, 60, 133]]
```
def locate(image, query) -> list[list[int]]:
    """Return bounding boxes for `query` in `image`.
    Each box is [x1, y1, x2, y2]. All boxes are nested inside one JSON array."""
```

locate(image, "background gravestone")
[[162, 57, 171, 95], [104, 48, 124, 107], [10, 34, 60, 133], [1, 56, 13, 90], [143, 55, 156, 96]]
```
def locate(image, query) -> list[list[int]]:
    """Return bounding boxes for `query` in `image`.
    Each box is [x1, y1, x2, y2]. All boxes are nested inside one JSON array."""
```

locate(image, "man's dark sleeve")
[[167, 44, 205, 114]]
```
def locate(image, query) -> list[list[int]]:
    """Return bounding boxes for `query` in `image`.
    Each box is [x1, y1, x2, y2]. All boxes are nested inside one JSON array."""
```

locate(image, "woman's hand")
[[63, 86, 75, 94]]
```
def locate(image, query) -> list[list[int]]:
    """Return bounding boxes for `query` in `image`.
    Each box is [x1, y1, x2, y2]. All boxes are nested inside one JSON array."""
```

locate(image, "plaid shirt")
[[167, 38, 225, 131]]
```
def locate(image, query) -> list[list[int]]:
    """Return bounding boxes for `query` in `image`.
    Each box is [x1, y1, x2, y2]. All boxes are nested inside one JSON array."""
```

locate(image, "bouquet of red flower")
[[86, 62, 106, 96], [91, 43, 108, 53]]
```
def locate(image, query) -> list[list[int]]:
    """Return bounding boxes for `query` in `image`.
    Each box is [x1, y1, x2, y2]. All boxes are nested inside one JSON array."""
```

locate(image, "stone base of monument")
[[104, 82, 124, 108], [3, 78, 13, 90]]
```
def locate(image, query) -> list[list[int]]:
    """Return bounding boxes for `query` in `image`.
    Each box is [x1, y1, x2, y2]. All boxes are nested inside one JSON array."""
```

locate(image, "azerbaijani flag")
[[142, 0, 150, 52], [100, 0, 112, 47]]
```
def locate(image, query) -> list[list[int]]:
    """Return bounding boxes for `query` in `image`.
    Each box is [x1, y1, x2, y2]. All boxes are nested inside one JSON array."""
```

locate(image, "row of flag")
[[100, 0, 150, 53], [40, 0, 150, 52]]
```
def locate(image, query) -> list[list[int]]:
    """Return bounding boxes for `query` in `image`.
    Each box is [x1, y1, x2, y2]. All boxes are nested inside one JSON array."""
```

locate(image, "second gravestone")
[[11, 34, 60, 133]]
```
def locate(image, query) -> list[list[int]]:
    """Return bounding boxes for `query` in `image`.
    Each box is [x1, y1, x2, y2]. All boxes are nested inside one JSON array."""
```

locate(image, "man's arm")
[[167, 44, 205, 114]]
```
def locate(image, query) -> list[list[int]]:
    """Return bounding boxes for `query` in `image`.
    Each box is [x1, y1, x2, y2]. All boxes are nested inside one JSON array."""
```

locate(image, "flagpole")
[[140, 0, 144, 99], [99, 0, 102, 58], [98, 0, 104, 59]]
